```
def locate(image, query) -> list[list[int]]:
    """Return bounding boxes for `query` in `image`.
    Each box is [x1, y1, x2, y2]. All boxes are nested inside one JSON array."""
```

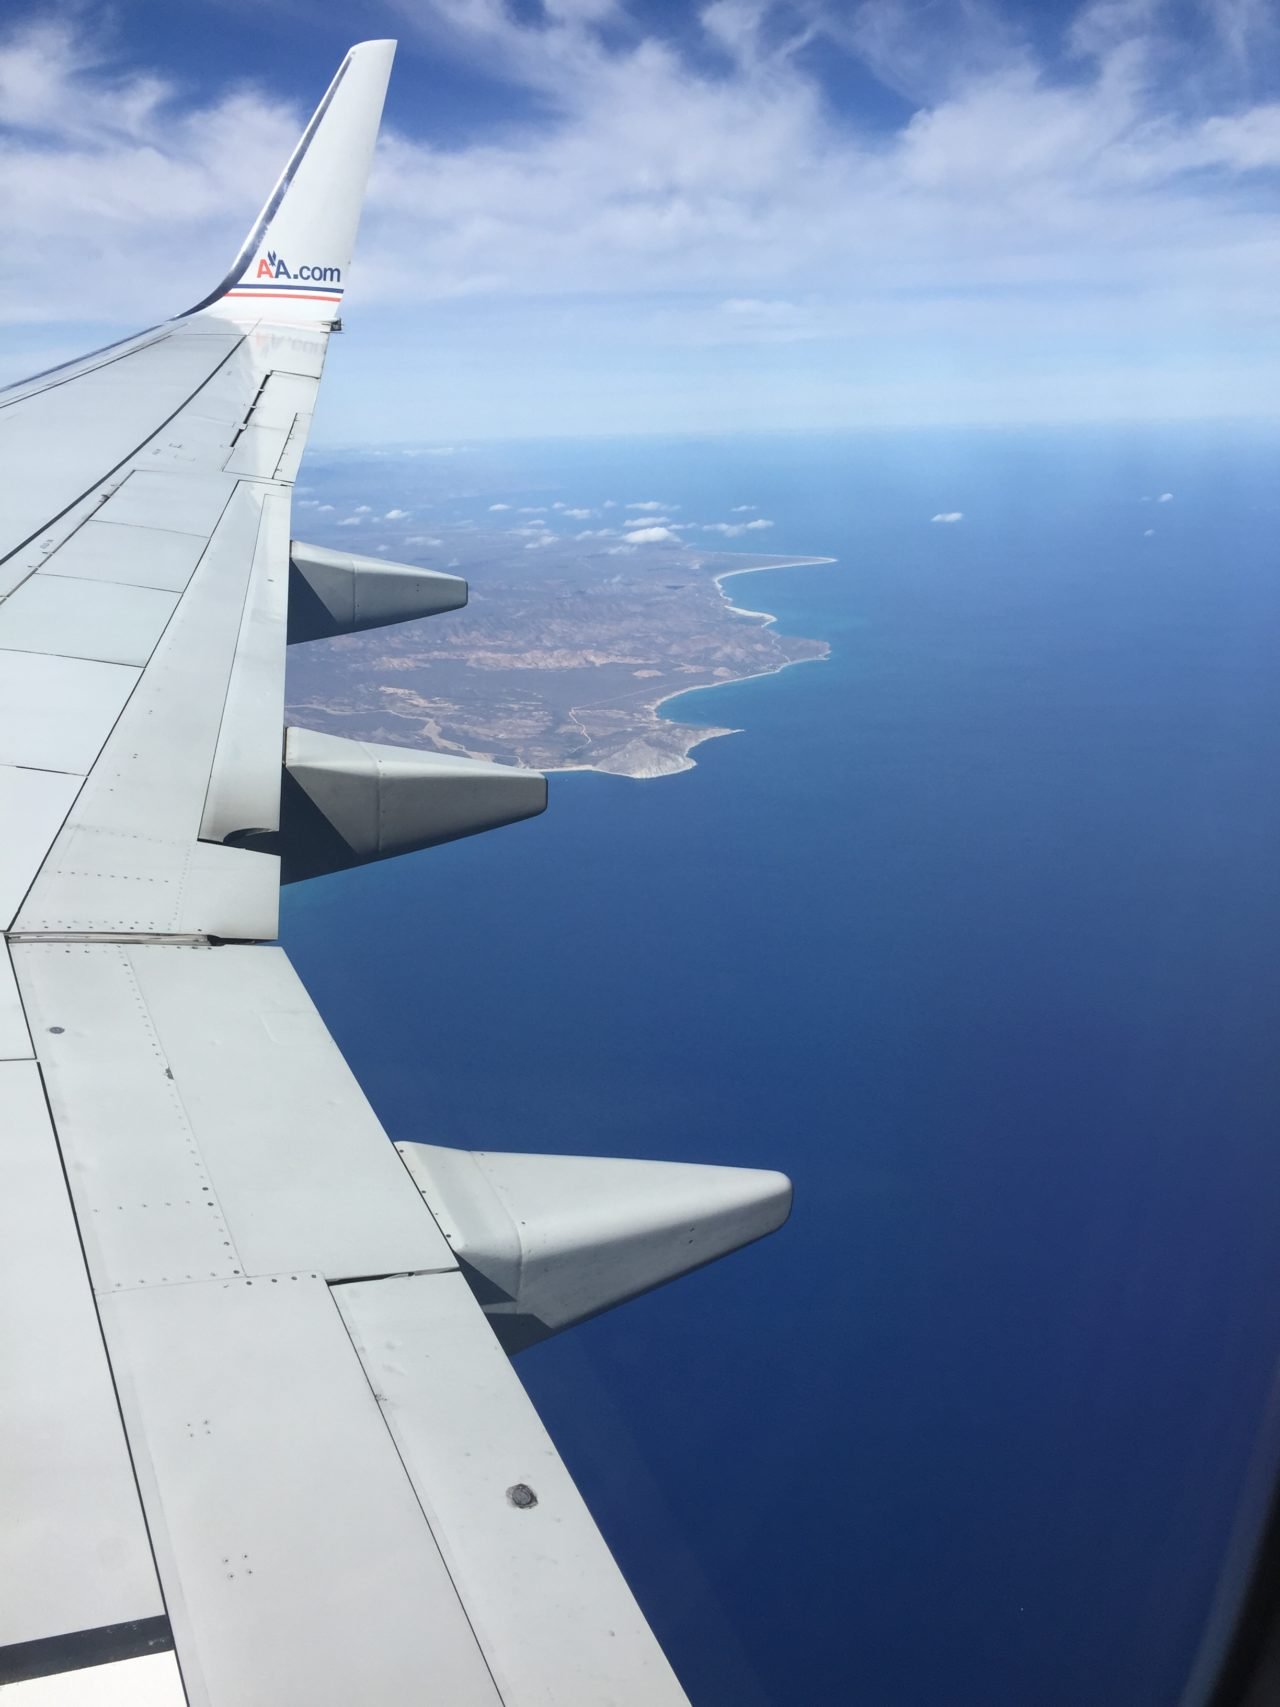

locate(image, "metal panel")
[[0, 1061, 166, 1650], [245, 372, 317, 429], [240, 324, 328, 380], [93, 471, 236, 538], [14, 838, 277, 943], [15, 485, 280, 939], [123, 943, 453, 1280], [0, 333, 240, 566], [0, 485, 151, 604], [0, 766, 80, 929], [168, 843, 279, 943], [336, 1272, 691, 1707], [179, 316, 252, 341], [0, 577, 177, 668], [12, 944, 244, 1294], [99, 1276, 503, 1707], [199, 484, 289, 841], [136, 411, 238, 473], [273, 417, 309, 484], [39, 520, 208, 593], [0, 327, 169, 411], [0, 650, 138, 774], [177, 344, 271, 429], [223, 424, 291, 479], [12, 941, 449, 1288], [0, 328, 235, 414], [0, 945, 32, 1060]]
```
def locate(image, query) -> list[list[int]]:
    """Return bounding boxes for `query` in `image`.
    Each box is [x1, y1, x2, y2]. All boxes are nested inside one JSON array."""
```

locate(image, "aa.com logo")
[[255, 250, 342, 285]]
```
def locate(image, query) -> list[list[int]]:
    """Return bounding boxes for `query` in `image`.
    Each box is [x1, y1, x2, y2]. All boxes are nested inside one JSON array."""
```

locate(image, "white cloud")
[[1157, 491, 1174, 501], [354, 504, 372, 514], [405, 534, 444, 545], [931, 511, 965, 523], [488, 502, 511, 511], [730, 504, 758, 512], [317, 504, 334, 513], [518, 505, 548, 513], [383, 507, 410, 519], [1144, 527, 1155, 535], [7, 7, 1280, 430], [626, 501, 669, 512], [624, 525, 680, 543], [700, 517, 774, 536], [575, 526, 617, 537], [337, 516, 362, 526], [563, 507, 592, 518]]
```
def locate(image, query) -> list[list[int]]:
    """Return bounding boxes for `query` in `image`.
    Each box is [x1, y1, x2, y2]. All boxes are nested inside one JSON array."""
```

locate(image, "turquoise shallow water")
[[285, 428, 1280, 1706]]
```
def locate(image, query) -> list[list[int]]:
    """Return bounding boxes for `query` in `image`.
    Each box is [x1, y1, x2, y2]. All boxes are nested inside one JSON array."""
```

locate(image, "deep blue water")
[[284, 429, 1280, 1706]]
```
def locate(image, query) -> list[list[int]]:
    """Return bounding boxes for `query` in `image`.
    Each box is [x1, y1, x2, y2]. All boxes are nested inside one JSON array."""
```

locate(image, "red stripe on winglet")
[[223, 290, 342, 302]]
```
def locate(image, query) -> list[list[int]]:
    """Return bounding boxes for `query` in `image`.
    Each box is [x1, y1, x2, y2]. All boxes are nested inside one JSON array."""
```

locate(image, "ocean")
[[283, 427, 1280, 1706]]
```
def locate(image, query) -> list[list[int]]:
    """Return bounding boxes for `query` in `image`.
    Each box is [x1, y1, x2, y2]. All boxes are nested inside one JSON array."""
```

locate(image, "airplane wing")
[[0, 40, 791, 1707]]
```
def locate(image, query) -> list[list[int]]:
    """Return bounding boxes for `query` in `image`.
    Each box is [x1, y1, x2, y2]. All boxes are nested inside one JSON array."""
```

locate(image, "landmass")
[[285, 525, 834, 778]]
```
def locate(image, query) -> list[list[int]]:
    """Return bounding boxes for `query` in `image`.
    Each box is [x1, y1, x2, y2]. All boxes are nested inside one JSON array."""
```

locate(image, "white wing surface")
[[0, 41, 791, 1706]]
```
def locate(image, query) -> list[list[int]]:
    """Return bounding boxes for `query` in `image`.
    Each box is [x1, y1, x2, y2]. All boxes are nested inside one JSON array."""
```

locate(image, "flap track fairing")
[[396, 1143, 793, 1353], [276, 727, 547, 882], [287, 541, 467, 643]]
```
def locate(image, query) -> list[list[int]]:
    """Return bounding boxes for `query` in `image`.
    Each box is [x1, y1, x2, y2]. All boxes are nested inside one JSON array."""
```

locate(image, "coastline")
[[549, 553, 838, 779], [712, 555, 837, 625]]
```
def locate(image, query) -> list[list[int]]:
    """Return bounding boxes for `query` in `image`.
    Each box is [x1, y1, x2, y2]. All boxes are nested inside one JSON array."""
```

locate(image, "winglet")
[[187, 40, 395, 326]]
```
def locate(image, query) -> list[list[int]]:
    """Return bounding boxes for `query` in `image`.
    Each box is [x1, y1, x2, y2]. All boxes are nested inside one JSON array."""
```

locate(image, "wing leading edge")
[[0, 41, 791, 1706]]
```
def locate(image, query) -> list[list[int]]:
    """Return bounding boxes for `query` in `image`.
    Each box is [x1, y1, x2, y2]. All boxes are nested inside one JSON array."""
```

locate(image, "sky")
[[1, 0, 1279, 437]]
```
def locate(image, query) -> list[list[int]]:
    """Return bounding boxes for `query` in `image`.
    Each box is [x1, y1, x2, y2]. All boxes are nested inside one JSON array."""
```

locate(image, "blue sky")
[[1, 0, 1279, 437]]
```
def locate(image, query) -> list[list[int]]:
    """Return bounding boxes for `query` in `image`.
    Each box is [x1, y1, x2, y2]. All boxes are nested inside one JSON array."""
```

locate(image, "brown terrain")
[[285, 529, 834, 778]]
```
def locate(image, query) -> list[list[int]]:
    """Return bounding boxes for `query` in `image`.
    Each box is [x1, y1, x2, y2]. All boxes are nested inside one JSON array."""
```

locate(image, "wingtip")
[[189, 38, 395, 326]]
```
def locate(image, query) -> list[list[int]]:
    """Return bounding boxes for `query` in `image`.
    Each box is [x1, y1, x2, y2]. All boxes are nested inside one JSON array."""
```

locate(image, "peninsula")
[[285, 525, 834, 779]]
